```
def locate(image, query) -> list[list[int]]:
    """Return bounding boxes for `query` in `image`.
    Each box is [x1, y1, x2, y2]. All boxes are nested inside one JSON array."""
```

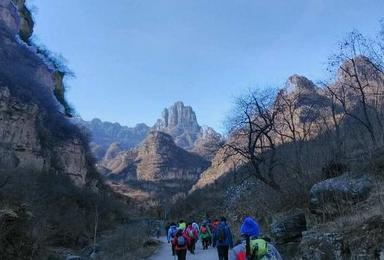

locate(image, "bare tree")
[[328, 31, 384, 148], [224, 89, 280, 191], [273, 87, 317, 176]]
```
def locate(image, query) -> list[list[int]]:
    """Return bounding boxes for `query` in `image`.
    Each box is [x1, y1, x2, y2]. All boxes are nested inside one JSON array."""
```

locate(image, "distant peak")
[[286, 74, 317, 93]]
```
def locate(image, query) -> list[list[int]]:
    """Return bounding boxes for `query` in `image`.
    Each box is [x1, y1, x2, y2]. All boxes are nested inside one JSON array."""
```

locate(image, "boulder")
[[271, 209, 307, 244], [309, 172, 374, 216], [298, 215, 384, 259]]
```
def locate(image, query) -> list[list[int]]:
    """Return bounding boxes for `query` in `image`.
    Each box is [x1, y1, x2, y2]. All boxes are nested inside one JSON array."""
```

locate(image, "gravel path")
[[149, 236, 220, 260]]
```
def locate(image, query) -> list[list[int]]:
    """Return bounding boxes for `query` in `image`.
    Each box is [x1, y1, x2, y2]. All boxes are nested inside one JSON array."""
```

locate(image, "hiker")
[[199, 223, 212, 250], [185, 222, 199, 254], [172, 228, 190, 260], [229, 217, 282, 260], [167, 223, 178, 256], [192, 222, 200, 232], [178, 219, 187, 231], [213, 217, 233, 260]]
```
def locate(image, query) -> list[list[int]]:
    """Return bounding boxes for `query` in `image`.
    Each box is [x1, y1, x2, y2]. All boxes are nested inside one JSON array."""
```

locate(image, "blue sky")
[[30, 0, 383, 132]]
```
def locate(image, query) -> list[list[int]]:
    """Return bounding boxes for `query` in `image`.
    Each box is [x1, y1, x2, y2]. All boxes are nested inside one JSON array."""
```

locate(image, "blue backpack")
[[177, 235, 186, 247]]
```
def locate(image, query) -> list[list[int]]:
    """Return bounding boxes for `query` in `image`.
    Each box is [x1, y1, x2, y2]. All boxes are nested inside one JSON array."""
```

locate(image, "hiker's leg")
[[176, 250, 182, 260], [222, 245, 229, 260], [217, 246, 223, 260], [191, 238, 195, 253], [180, 249, 187, 260]]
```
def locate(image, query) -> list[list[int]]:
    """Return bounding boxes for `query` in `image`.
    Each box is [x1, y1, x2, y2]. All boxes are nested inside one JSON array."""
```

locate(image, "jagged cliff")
[[0, 0, 92, 186], [0, 2, 127, 259], [154, 101, 202, 150]]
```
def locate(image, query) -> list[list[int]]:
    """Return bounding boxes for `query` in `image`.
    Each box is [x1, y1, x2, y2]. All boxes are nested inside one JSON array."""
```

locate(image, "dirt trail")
[[149, 236, 220, 260]]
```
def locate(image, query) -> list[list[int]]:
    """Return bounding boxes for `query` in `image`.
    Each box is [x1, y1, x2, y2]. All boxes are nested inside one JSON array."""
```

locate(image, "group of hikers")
[[165, 216, 282, 260]]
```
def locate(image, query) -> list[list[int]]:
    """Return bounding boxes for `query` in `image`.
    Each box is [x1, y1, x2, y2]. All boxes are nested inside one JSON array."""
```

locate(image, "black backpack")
[[217, 225, 227, 241]]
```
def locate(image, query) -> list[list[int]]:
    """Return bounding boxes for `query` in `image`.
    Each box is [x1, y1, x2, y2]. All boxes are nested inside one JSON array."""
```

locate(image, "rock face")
[[299, 215, 384, 259], [10, 0, 33, 41], [192, 126, 223, 160], [309, 172, 374, 216], [136, 131, 209, 181], [271, 209, 307, 244], [154, 101, 201, 150], [100, 131, 210, 183], [99, 131, 210, 208], [0, 0, 91, 186], [78, 118, 150, 159], [0, 0, 19, 35]]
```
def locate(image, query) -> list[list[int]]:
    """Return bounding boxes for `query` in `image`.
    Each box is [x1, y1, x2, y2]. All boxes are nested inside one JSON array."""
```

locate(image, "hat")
[[240, 217, 260, 237]]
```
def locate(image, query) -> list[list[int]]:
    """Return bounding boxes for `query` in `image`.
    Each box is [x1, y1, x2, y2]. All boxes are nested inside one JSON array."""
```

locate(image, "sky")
[[30, 0, 383, 132]]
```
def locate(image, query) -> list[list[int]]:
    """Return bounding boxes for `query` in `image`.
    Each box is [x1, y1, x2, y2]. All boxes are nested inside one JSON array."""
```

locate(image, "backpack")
[[201, 226, 207, 233], [217, 225, 227, 241], [170, 227, 177, 238], [249, 239, 268, 260], [177, 235, 186, 247], [188, 229, 194, 238]]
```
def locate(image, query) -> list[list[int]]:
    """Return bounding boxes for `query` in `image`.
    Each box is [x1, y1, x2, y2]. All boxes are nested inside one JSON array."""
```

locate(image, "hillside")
[[0, 1, 142, 259], [100, 131, 210, 213], [177, 53, 384, 258]]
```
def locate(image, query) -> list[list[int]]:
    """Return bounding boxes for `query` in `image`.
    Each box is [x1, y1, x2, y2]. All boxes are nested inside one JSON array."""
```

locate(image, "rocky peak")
[[286, 74, 317, 94], [154, 101, 201, 150]]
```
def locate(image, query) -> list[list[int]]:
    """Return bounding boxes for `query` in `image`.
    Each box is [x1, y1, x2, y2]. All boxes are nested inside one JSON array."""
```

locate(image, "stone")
[[309, 172, 374, 216], [271, 209, 307, 244], [298, 215, 384, 259]]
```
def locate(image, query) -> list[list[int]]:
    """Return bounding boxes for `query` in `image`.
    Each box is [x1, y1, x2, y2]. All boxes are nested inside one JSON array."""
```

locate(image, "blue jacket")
[[213, 222, 233, 248], [167, 225, 178, 242]]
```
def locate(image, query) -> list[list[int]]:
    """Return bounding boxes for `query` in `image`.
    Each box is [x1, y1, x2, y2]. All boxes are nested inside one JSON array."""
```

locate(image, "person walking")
[[199, 223, 212, 250], [213, 217, 233, 260], [172, 229, 190, 260], [229, 217, 282, 260], [184, 222, 199, 254], [167, 223, 178, 256], [178, 219, 187, 231]]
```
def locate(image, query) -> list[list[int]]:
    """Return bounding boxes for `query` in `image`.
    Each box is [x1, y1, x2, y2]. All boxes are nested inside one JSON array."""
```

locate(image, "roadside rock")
[[309, 173, 374, 216], [271, 209, 307, 244], [298, 215, 384, 259]]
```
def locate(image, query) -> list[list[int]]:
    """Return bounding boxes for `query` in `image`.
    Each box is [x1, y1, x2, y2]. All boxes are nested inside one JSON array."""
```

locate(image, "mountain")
[[77, 118, 150, 159], [81, 102, 222, 161], [153, 101, 202, 150], [100, 131, 210, 208]]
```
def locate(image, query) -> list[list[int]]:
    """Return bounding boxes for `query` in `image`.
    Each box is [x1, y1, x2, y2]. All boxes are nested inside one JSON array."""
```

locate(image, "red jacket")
[[172, 233, 190, 251]]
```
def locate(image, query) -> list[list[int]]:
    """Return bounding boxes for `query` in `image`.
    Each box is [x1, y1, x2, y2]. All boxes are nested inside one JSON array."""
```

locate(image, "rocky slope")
[[0, 0, 92, 186], [99, 131, 210, 209], [181, 60, 384, 259], [0, 2, 130, 259]]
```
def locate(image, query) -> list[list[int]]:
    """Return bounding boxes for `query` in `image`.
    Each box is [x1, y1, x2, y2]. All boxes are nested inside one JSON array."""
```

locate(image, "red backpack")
[[201, 226, 207, 233]]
